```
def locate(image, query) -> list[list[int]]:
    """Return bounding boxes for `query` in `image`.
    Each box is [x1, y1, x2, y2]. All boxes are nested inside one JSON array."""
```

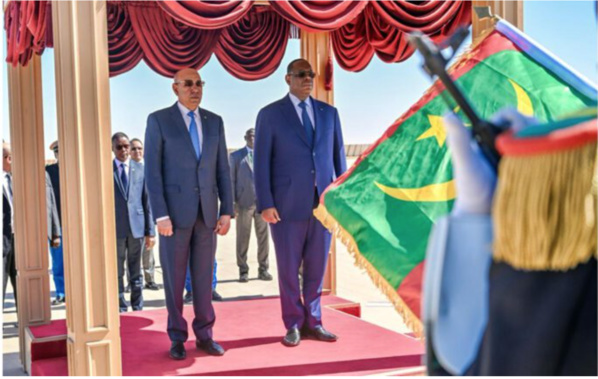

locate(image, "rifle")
[[408, 28, 508, 171]]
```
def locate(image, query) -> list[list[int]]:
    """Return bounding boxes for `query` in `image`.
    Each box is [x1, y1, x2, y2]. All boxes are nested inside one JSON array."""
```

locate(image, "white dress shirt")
[[289, 93, 315, 129], [177, 101, 203, 150]]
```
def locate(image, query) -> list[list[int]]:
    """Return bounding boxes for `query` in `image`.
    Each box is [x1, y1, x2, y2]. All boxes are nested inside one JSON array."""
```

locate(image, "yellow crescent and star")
[[375, 80, 533, 202]]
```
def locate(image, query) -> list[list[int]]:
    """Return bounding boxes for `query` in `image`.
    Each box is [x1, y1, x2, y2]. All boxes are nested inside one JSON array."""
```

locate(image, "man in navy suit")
[[254, 58, 347, 347], [112, 132, 155, 313], [145, 68, 233, 360]]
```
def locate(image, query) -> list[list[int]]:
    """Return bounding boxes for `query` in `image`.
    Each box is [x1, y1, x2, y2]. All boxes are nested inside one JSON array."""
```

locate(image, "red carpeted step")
[[28, 319, 68, 363], [30, 296, 423, 376], [30, 356, 67, 376]]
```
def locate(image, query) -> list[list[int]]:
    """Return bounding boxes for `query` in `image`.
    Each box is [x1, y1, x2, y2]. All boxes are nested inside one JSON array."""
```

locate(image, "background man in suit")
[[145, 68, 233, 360], [230, 128, 271, 283], [3, 142, 17, 310], [45, 141, 65, 305], [130, 138, 160, 291], [112, 132, 155, 312], [255, 58, 347, 347]]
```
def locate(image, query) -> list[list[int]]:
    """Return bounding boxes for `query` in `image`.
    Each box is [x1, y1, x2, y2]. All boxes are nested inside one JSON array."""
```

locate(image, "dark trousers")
[[117, 234, 144, 311], [270, 215, 331, 330], [160, 206, 216, 342], [236, 205, 269, 275], [467, 259, 597, 375], [3, 234, 17, 310]]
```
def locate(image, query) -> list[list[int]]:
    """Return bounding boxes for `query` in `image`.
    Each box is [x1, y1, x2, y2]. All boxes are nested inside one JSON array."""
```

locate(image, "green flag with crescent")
[[315, 20, 597, 334]]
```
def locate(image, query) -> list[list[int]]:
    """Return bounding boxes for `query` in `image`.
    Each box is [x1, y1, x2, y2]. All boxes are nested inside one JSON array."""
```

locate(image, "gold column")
[[7, 55, 52, 368], [301, 31, 337, 295], [472, 1, 524, 43], [51, 0, 122, 375]]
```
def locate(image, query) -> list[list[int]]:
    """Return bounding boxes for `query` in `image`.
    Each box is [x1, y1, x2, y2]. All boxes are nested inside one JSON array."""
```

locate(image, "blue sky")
[[2, 1, 597, 159]]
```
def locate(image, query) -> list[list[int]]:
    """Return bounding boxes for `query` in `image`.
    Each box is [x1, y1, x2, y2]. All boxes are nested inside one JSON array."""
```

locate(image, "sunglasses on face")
[[175, 80, 205, 88], [289, 70, 316, 79], [116, 144, 130, 151], [131, 147, 143, 152]]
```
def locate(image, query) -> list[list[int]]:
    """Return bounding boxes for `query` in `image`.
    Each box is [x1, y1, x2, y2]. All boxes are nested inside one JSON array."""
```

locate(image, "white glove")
[[443, 107, 538, 215]]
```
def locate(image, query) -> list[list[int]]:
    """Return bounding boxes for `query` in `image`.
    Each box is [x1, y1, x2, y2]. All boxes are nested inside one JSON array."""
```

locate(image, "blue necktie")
[[299, 101, 314, 147], [188, 110, 201, 160], [120, 163, 128, 192]]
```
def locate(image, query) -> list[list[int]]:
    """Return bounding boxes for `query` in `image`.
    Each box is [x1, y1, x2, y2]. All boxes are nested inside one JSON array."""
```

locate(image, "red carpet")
[[31, 296, 423, 376]]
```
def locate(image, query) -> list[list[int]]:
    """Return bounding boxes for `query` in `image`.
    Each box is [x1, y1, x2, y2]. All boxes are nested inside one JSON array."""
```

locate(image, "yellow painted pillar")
[[7, 55, 52, 368], [301, 31, 336, 295], [51, 0, 122, 375], [472, 1, 524, 42]]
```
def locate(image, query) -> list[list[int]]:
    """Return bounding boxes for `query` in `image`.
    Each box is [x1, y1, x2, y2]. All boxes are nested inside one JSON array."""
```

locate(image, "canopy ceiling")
[[4, 1, 471, 80]]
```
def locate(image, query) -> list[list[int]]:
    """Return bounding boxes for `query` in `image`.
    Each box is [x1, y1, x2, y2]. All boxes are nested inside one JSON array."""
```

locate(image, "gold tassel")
[[493, 141, 598, 271], [314, 205, 424, 338]]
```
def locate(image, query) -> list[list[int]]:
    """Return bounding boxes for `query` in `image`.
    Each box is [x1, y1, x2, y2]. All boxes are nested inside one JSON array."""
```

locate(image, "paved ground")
[[2, 160, 412, 375]]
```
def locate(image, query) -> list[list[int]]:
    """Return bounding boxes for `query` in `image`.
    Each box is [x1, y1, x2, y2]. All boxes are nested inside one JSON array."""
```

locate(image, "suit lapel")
[[198, 109, 211, 168], [280, 95, 311, 148], [312, 97, 324, 147], [169, 103, 199, 162], [240, 148, 253, 173]]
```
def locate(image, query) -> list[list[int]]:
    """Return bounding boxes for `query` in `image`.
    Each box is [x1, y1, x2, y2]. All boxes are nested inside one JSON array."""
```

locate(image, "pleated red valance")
[[4, 1, 471, 80]]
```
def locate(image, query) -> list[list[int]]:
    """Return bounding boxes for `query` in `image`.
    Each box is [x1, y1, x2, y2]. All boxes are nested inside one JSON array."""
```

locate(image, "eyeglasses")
[[131, 147, 143, 152], [175, 80, 205, 88], [116, 144, 130, 151], [289, 70, 316, 79]]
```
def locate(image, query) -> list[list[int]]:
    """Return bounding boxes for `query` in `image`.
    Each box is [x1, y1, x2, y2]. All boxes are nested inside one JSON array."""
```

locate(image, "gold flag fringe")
[[314, 204, 424, 338], [493, 141, 598, 271]]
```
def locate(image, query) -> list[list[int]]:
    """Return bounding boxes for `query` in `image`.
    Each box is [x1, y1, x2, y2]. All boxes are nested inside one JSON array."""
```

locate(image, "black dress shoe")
[[212, 290, 223, 301], [239, 273, 249, 283], [196, 339, 225, 356], [282, 327, 301, 347], [183, 291, 193, 304], [303, 326, 337, 342], [169, 341, 186, 360], [258, 271, 273, 281], [144, 282, 160, 290]]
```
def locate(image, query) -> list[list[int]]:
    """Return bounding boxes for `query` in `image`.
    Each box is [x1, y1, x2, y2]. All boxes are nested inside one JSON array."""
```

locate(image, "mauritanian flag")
[[315, 19, 597, 334]]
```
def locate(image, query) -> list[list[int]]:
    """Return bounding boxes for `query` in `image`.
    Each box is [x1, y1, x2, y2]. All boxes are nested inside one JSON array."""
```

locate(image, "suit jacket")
[[45, 163, 61, 223], [3, 176, 12, 257], [45, 172, 61, 240], [113, 159, 155, 239], [230, 147, 256, 209], [145, 103, 234, 229], [254, 94, 347, 221]]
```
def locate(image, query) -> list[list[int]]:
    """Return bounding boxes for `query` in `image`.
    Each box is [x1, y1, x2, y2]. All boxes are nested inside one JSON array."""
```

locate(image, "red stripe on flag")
[[396, 261, 426, 320]]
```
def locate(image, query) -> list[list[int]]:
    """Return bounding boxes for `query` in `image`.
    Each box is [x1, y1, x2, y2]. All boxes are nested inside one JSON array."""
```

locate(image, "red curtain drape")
[[332, 1, 471, 71], [214, 8, 290, 81], [157, 0, 252, 30], [268, 0, 367, 32], [4, 1, 472, 78], [4, 0, 51, 66], [107, 3, 143, 77]]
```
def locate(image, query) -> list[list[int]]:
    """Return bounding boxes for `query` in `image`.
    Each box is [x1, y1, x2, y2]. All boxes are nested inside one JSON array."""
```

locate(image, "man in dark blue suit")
[[112, 132, 155, 313], [145, 68, 233, 360], [254, 58, 347, 347]]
